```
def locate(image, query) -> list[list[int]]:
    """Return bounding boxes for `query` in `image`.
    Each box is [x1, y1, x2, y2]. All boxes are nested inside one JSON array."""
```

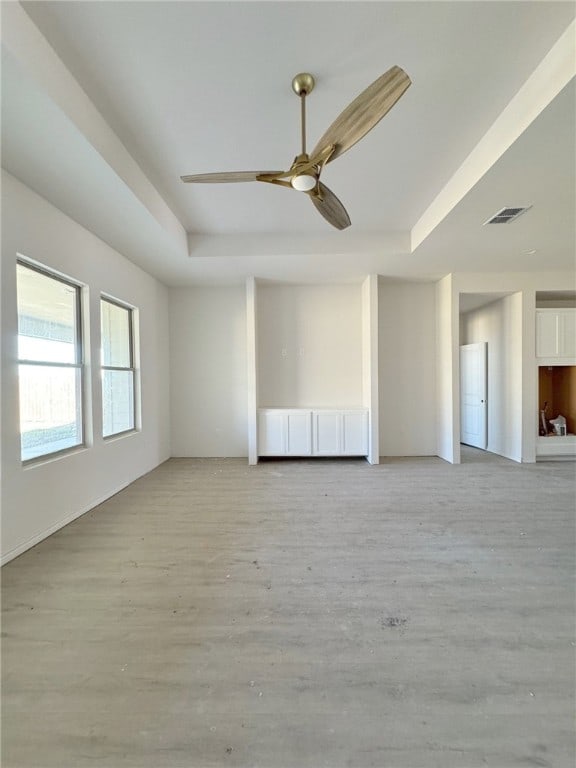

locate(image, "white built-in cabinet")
[[313, 410, 368, 455], [536, 309, 576, 360], [258, 408, 369, 457], [257, 409, 312, 456]]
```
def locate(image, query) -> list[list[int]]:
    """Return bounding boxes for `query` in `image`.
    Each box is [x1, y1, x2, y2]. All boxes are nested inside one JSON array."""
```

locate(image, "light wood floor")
[[2, 450, 575, 767]]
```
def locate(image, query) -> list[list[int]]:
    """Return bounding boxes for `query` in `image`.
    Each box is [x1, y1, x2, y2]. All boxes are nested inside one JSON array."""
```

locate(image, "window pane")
[[17, 264, 78, 364], [102, 370, 134, 437], [19, 364, 82, 460], [101, 300, 131, 367]]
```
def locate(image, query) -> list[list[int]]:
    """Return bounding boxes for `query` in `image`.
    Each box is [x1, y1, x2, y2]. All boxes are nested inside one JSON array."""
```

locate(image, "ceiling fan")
[[181, 66, 411, 230]]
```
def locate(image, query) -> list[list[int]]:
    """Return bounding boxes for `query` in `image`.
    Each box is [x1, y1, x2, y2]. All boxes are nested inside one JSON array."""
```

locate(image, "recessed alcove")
[[256, 282, 364, 409], [246, 276, 379, 464], [535, 294, 576, 459], [538, 365, 576, 435]]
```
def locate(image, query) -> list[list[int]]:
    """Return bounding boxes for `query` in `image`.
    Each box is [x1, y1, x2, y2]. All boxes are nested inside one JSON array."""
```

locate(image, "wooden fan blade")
[[310, 66, 411, 165], [309, 182, 351, 230], [181, 171, 284, 183]]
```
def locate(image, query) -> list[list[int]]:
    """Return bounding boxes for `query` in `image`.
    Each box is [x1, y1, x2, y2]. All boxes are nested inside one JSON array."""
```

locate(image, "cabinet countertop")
[[258, 406, 368, 411]]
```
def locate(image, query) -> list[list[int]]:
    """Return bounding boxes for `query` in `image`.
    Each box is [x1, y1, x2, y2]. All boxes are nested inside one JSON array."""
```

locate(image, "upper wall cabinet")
[[536, 309, 576, 360]]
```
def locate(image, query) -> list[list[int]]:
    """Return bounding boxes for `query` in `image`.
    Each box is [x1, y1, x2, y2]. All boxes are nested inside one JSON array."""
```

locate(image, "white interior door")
[[460, 342, 487, 449]]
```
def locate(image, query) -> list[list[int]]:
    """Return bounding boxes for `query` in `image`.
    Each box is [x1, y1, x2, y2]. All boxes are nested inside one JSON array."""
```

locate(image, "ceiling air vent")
[[483, 206, 532, 225]]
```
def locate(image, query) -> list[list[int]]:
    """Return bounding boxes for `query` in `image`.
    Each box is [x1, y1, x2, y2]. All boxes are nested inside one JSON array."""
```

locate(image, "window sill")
[[103, 428, 139, 443], [22, 443, 88, 469]]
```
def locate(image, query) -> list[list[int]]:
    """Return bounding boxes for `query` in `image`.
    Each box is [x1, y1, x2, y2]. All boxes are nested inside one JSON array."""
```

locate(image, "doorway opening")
[[459, 291, 521, 462]]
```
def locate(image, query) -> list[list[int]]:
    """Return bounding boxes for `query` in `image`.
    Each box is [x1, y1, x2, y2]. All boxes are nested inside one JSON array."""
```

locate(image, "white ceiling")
[[2, 1, 575, 285]]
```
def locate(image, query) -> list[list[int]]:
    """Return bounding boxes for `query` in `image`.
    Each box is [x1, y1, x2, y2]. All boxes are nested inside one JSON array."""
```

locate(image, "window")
[[100, 297, 136, 437], [16, 261, 84, 461]]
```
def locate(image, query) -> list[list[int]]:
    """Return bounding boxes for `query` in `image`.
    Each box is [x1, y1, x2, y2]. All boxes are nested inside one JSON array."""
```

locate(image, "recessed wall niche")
[[256, 283, 364, 408], [538, 365, 576, 435], [246, 276, 379, 465]]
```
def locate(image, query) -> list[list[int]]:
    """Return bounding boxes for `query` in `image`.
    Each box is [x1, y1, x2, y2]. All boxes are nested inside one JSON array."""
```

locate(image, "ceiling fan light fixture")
[[290, 173, 317, 192]]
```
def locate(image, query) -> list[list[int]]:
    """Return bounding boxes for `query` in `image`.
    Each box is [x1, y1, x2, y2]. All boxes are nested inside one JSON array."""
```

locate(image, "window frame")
[[100, 294, 137, 439], [16, 258, 85, 464]]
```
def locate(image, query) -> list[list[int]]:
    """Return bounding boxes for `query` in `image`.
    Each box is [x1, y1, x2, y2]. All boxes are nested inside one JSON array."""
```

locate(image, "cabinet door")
[[258, 411, 285, 455], [313, 411, 341, 455], [342, 411, 368, 455], [536, 311, 559, 357], [285, 411, 312, 455], [559, 311, 576, 357]]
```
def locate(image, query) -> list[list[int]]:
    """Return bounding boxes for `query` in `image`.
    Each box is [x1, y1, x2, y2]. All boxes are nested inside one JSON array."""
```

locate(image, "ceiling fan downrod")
[[291, 73, 317, 192]]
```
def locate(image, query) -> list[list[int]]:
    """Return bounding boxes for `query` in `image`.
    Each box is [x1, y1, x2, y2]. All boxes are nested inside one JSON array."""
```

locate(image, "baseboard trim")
[[1, 464, 164, 566]]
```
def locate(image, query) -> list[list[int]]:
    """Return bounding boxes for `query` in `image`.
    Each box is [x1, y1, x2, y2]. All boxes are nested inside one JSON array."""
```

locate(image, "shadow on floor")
[[460, 444, 508, 463]]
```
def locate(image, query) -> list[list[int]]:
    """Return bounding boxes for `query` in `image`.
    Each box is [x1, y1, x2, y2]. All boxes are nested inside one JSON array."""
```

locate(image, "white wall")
[[461, 294, 523, 461], [246, 278, 258, 465], [362, 275, 379, 463], [436, 274, 460, 463], [1, 172, 171, 563], [379, 280, 437, 456], [169, 286, 247, 457], [256, 283, 363, 407]]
